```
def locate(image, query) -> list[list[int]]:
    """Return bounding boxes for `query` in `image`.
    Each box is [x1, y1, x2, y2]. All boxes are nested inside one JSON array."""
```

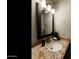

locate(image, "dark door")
[[63, 43, 71, 59], [7, 0, 31, 59]]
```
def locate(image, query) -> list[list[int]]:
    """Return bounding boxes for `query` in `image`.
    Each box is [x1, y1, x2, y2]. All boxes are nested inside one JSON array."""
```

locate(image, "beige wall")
[[54, 0, 71, 39]]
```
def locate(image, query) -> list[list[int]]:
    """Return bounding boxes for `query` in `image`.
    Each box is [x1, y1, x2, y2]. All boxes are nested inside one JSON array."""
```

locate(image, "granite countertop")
[[32, 38, 70, 59]]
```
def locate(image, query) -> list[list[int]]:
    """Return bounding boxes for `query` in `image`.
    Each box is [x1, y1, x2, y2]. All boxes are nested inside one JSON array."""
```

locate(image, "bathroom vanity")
[[33, 1, 71, 59], [32, 37, 70, 59]]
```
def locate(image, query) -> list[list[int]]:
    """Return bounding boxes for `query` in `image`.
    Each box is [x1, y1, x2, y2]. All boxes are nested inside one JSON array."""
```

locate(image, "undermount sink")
[[46, 42, 64, 52]]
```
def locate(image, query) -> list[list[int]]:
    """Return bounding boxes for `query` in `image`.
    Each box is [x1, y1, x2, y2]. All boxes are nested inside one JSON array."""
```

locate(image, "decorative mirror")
[[36, 2, 55, 39]]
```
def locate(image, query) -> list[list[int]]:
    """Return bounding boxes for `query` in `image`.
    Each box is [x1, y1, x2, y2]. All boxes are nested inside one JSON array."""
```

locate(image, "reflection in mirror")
[[41, 12, 53, 36], [36, 2, 55, 39]]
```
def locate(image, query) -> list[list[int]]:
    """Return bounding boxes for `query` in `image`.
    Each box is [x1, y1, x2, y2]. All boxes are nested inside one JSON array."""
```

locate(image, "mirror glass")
[[41, 13, 53, 36], [36, 3, 54, 39]]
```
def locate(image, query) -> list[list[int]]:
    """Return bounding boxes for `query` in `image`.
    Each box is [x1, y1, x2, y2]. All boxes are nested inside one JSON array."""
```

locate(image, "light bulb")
[[45, 11, 48, 13], [51, 8, 55, 14], [41, 0, 46, 9], [47, 5, 51, 12]]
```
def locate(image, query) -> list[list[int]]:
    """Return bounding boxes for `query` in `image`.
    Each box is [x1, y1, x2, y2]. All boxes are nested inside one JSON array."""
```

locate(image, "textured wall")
[[54, 0, 71, 39]]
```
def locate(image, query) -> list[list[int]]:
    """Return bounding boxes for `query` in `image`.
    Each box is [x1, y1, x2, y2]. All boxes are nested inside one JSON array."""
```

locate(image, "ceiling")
[[46, 0, 57, 8], [50, 0, 57, 3], [47, 0, 57, 3]]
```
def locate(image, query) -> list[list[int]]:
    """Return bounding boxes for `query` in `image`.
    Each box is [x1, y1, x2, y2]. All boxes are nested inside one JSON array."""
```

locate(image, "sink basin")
[[46, 42, 64, 52]]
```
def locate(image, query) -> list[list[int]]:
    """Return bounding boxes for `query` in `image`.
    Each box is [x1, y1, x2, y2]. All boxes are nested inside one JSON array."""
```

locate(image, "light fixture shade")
[[51, 8, 55, 14], [47, 5, 51, 12], [41, 0, 46, 9]]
